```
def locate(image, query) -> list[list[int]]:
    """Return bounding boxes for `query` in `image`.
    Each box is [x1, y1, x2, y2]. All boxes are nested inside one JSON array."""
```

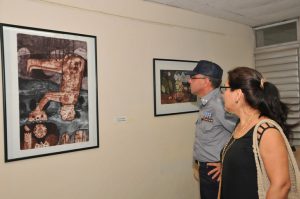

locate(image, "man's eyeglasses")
[[219, 86, 231, 94]]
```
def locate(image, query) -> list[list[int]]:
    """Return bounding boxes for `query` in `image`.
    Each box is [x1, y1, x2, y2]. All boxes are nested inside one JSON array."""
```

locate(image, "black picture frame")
[[153, 58, 198, 116], [0, 23, 99, 162]]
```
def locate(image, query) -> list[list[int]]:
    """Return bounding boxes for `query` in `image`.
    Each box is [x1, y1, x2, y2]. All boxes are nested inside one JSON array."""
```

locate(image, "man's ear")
[[205, 77, 212, 87]]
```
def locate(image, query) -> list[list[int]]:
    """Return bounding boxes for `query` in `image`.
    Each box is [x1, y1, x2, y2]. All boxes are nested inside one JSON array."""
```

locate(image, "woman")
[[218, 67, 292, 199]]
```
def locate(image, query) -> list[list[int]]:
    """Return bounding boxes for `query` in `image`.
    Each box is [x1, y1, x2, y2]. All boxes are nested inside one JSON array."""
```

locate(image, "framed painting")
[[153, 58, 198, 116], [0, 24, 99, 162]]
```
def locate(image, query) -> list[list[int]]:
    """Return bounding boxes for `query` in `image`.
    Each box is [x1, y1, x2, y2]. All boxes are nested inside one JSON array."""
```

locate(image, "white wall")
[[0, 0, 254, 199]]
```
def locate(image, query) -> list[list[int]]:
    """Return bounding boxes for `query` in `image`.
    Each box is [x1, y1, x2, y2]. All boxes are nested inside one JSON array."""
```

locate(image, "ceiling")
[[145, 0, 300, 27]]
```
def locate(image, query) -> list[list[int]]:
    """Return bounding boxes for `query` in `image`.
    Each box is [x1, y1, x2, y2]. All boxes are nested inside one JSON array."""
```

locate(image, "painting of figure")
[[2, 24, 99, 161], [17, 33, 90, 150]]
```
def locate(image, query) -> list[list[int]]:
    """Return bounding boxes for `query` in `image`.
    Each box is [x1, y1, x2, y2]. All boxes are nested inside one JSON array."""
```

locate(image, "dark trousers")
[[199, 162, 219, 199]]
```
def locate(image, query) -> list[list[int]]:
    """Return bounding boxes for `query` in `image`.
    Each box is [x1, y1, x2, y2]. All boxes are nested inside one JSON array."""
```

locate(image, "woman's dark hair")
[[228, 67, 296, 139]]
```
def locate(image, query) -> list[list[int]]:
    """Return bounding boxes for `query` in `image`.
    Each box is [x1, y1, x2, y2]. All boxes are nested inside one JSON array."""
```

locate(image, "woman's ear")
[[234, 89, 243, 104]]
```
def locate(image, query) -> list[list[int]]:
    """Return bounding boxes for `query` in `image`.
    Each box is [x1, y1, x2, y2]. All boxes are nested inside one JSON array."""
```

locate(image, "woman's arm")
[[260, 127, 291, 199]]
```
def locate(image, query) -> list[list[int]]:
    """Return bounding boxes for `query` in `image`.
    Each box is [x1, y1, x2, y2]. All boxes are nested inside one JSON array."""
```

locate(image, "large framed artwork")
[[153, 58, 198, 116], [0, 24, 99, 162]]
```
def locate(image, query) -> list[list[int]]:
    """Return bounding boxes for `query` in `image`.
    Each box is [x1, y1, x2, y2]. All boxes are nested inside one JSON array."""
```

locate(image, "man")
[[187, 60, 237, 199]]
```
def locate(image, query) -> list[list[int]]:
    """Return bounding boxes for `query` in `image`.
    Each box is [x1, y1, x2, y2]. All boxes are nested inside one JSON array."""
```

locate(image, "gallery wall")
[[0, 0, 254, 199]]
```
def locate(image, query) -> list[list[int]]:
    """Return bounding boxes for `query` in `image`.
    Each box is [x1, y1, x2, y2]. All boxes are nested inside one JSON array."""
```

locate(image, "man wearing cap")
[[187, 60, 237, 199]]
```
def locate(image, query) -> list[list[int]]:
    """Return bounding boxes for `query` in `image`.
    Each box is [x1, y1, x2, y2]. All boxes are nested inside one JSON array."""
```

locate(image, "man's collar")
[[199, 88, 220, 106]]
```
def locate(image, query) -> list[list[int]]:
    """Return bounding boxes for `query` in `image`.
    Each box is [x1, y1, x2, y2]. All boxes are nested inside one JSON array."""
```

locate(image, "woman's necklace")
[[221, 113, 258, 164]]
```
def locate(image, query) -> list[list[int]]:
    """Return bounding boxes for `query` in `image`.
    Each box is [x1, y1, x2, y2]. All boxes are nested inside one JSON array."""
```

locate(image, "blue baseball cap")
[[186, 60, 223, 79]]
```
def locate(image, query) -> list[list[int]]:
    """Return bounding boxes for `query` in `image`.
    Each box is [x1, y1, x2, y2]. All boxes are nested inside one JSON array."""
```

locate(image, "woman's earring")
[[235, 100, 239, 104]]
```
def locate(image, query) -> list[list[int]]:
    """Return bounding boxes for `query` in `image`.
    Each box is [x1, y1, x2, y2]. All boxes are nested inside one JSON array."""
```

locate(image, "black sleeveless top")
[[220, 122, 279, 199], [220, 126, 258, 199]]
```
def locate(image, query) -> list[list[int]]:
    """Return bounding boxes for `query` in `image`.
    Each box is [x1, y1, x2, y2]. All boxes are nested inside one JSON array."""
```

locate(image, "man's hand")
[[207, 162, 222, 181]]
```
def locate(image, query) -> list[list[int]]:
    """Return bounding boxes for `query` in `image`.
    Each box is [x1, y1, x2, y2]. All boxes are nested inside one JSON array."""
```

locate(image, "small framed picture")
[[0, 24, 99, 162], [153, 58, 198, 116]]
